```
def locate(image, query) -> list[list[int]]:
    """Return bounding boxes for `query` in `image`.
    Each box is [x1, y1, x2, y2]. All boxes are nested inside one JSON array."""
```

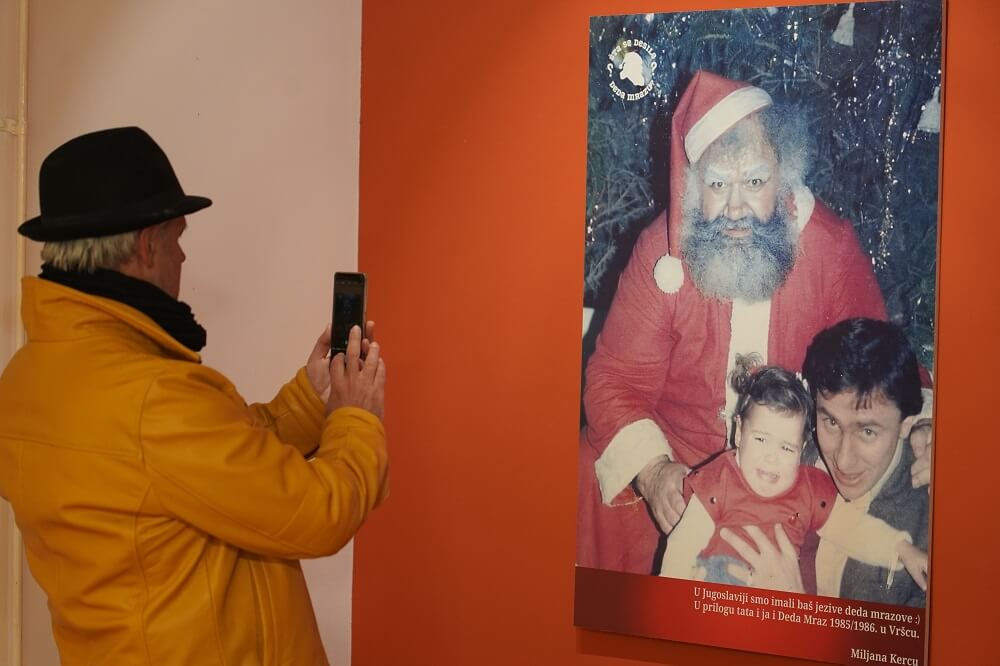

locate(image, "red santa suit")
[[577, 71, 888, 574]]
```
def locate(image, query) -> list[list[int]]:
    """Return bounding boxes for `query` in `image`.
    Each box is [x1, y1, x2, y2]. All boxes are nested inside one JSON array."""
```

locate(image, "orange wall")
[[355, 1, 994, 664]]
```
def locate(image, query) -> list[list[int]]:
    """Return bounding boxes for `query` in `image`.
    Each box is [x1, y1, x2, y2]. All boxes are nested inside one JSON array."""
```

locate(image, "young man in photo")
[[721, 318, 930, 607]]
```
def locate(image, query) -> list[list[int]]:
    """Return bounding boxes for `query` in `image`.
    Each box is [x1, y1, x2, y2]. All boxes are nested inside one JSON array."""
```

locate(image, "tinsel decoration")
[[832, 3, 857, 46], [918, 85, 941, 133]]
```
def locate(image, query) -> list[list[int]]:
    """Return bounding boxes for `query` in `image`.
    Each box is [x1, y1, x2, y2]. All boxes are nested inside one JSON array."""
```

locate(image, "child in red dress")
[[660, 357, 925, 591]]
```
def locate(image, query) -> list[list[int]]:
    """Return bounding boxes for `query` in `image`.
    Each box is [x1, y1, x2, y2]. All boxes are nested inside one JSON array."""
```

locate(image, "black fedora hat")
[[18, 126, 212, 241]]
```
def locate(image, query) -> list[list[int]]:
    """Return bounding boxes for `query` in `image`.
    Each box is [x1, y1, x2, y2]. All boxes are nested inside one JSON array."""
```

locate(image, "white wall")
[[22, 1, 362, 662], [0, 0, 24, 661]]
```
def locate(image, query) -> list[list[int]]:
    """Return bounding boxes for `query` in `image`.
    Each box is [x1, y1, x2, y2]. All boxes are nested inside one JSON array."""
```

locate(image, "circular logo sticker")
[[607, 39, 657, 102]]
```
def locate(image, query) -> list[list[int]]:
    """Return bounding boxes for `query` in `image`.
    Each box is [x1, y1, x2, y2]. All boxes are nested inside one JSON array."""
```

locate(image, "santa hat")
[[653, 71, 773, 293]]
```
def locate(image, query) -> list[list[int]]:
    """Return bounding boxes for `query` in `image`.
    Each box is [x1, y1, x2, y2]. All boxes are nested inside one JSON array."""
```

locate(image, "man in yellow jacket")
[[0, 126, 388, 665]]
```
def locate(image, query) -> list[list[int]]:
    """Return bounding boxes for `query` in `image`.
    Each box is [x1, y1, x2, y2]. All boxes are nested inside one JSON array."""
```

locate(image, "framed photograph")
[[575, 2, 942, 664]]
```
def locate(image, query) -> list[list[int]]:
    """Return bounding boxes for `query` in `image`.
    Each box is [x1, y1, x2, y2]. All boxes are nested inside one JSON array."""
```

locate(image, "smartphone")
[[331, 272, 367, 355]]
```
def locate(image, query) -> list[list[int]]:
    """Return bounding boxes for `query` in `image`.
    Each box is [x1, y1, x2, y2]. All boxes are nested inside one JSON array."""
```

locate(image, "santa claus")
[[578, 70, 895, 574]]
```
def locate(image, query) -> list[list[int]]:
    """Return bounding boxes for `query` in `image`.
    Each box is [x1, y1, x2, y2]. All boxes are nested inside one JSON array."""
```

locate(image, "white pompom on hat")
[[653, 255, 684, 294]]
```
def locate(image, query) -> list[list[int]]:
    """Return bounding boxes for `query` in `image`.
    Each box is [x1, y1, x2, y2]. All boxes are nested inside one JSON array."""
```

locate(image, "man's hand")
[[635, 455, 689, 534], [327, 324, 386, 419], [720, 524, 805, 593], [896, 540, 928, 592], [307, 321, 376, 402], [908, 422, 932, 489]]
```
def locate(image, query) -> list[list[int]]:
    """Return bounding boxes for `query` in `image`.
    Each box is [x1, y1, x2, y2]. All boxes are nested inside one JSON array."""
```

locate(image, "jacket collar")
[[21, 276, 201, 363]]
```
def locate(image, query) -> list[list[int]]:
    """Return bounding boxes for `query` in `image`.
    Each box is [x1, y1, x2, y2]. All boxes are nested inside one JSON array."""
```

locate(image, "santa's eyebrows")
[[745, 163, 773, 180], [702, 165, 732, 183], [702, 162, 772, 183]]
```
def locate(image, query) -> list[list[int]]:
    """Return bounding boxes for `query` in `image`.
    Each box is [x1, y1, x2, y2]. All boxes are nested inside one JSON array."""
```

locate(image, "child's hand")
[[896, 540, 928, 591]]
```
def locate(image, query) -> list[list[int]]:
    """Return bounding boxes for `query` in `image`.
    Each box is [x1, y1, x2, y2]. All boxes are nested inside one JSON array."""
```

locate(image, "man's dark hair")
[[802, 318, 922, 418]]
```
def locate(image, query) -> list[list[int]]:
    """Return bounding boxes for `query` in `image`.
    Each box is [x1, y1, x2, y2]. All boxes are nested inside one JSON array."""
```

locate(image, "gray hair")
[[40, 229, 141, 273], [757, 103, 814, 192]]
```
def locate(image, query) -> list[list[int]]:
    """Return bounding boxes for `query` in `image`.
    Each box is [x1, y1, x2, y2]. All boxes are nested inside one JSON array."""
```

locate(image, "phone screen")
[[332, 272, 366, 354]]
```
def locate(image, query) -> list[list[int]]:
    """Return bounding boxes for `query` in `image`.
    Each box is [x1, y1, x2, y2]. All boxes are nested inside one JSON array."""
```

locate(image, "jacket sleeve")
[[818, 496, 910, 571], [583, 214, 676, 502], [139, 363, 388, 559], [246, 367, 325, 457]]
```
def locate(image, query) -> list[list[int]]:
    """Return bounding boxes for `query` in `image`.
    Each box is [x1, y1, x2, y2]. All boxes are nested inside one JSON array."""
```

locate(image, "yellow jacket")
[[0, 277, 388, 665]]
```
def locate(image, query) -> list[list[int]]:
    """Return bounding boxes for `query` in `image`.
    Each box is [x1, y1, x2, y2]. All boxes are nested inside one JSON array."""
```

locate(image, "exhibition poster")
[[575, 3, 941, 664]]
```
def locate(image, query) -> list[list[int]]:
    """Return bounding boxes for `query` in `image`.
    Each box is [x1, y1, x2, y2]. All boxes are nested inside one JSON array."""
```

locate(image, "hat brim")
[[18, 195, 212, 242]]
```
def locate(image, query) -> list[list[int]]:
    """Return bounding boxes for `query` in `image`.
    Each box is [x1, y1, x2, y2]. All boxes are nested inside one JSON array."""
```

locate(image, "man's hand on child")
[[896, 541, 928, 592], [721, 524, 805, 594], [635, 455, 689, 534]]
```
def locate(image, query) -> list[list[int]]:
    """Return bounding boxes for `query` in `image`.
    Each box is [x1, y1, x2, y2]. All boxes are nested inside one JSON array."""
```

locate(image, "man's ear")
[[900, 414, 918, 440], [135, 226, 157, 268]]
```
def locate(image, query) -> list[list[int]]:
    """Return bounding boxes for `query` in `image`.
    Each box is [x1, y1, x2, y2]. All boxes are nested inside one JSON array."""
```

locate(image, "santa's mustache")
[[698, 213, 778, 242]]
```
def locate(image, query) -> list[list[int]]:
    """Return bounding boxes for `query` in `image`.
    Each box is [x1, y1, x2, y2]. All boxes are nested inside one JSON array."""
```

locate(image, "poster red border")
[[576, 567, 927, 665]]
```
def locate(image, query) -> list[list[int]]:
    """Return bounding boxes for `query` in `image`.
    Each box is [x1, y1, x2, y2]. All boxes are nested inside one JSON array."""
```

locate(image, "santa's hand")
[[720, 524, 805, 593], [635, 455, 689, 534]]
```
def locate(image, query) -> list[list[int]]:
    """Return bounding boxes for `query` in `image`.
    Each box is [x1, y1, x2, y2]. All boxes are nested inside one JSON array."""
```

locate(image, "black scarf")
[[40, 264, 207, 352]]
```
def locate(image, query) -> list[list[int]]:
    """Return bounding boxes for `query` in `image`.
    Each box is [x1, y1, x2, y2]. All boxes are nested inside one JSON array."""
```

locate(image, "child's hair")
[[729, 354, 815, 455], [801, 318, 923, 418]]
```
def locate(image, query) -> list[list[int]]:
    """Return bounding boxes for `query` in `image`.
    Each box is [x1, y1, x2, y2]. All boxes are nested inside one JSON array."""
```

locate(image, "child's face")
[[735, 404, 805, 498]]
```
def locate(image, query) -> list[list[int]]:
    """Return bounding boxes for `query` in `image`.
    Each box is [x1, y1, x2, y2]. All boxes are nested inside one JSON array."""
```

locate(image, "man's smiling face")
[[815, 390, 915, 500]]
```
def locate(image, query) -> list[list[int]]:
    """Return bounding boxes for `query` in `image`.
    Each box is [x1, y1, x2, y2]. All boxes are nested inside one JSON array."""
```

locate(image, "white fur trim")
[[653, 255, 684, 293], [918, 388, 934, 423], [685, 86, 773, 163], [722, 299, 772, 419], [582, 307, 595, 337], [791, 186, 815, 233], [595, 419, 674, 504], [660, 494, 714, 578]]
